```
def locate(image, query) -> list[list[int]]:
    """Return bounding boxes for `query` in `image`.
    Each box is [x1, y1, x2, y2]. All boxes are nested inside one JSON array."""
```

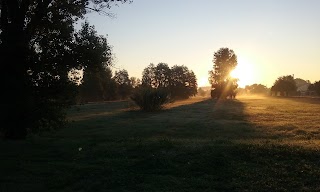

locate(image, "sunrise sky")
[[83, 0, 320, 88]]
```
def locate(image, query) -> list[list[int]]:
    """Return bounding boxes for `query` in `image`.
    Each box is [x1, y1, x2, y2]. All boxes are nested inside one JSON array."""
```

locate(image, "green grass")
[[1, 96, 320, 191]]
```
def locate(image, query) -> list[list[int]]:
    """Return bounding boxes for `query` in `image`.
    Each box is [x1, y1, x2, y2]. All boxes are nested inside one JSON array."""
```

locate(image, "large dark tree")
[[209, 47, 238, 99], [271, 75, 297, 96], [0, 0, 130, 139]]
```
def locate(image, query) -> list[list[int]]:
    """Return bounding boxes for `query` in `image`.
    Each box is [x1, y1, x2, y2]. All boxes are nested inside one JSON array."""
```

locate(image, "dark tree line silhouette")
[[141, 63, 198, 100], [308, 81, 320, 96]]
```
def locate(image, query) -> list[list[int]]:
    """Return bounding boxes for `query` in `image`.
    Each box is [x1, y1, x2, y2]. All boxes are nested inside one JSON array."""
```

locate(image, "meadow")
[[1, 96, 320, 191]]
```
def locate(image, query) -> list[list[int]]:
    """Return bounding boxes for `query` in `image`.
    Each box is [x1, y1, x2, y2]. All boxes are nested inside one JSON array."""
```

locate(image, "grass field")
[[1, 96, 320, 191]]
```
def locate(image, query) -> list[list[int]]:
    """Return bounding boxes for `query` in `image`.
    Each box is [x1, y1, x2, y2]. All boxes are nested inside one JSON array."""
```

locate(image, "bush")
[[130, 87, 170, 111]]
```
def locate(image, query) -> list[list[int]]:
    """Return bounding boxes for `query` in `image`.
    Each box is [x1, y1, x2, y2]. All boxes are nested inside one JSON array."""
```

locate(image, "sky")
[[83, 0, 320, 88]]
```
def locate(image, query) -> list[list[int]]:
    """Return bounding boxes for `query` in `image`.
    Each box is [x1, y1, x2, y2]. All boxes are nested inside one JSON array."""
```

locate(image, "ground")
[[1, 96, 320, 191]]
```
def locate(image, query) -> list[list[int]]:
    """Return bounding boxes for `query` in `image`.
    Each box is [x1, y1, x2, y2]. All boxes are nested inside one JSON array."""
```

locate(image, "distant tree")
[[308, 81, 320, 96], [154, 63, 171, 89], [141, 63, 197, 99], [271, 75, 297, 96], [209, 48, 238, 99], [114, 69, 132, 99], [294, 78, 310, 88], [79, 67, 116, 102], [186, 71, 198, 97], [170, 65, 197, 99], [130, 77, 141, 88], [101, 68, 117, 101], [245, 84, 269, 95], [142, 63, 156, 88], [198, 88, 206, 97]]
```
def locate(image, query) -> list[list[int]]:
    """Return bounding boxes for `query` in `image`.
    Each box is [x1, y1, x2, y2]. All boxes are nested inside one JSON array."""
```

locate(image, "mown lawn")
[[1, 96, 320, 191]]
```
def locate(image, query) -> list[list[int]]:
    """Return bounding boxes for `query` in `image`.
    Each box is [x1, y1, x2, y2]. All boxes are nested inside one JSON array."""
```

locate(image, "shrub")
[[130, 87, 170, 111]]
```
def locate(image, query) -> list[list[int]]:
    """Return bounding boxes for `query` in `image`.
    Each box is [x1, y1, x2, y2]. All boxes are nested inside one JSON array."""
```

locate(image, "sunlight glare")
[[198, 76, 209, 87], [230, 58, 255, 88]]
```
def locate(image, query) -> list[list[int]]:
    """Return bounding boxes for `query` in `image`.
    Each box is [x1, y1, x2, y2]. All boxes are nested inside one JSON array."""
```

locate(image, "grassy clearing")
[[1, 96, 320, 191]]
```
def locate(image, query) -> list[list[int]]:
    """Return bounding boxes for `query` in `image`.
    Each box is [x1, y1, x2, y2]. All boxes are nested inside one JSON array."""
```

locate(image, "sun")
[[230, 59, 255, 88], [198, 76, 209, 87]]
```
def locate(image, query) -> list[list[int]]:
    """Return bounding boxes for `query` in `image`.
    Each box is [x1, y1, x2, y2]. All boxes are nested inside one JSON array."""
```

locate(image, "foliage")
[[79, 67, 117, 103], [0, 0, 130, 139], [130, 87, 170, 111], [271, 75, 297, 96], [209, 47, 238, 99], [141, 63, 156, 87], [245, 84, 269, 95], [295, 78, 310, 88], [308, 81, 320, 96], [130, 77, 141, 88], [76, 22, 116, 103], [141, 63, 198, 99], [114, 69, 133, 99], [170, 65, 197, 99]]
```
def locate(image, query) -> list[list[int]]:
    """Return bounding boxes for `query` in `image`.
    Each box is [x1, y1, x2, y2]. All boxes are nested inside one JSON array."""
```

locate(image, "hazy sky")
[[83, 0, 320, 87]]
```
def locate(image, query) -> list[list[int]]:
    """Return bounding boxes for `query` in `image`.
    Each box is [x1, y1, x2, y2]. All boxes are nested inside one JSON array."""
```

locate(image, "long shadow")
[[3, 98, 320, 191], [66, 98, 251, 140]]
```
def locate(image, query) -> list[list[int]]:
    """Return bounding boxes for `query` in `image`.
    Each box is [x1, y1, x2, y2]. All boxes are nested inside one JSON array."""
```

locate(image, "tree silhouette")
[[245, 84, 269, 95], [209, 48, 238, 99], [114, 69, 132, 99], [141, 63, 197, 99], [130, 77, 141, 88], [142, 63, 156, 88], [308, 81, 320, 96], [79, 67, 117, 103], [76, 22, 115, 103], [0, 0, 130, 139], [155, 63, 171, 89], [170, 65, 197, 99], [271, 75, 297, 96]]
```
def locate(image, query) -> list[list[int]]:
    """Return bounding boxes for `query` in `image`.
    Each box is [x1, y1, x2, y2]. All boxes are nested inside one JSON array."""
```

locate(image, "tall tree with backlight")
[[209, 47, 238, 99]]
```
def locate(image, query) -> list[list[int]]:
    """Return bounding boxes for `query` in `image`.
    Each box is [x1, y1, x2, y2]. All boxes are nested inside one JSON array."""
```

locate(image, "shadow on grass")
[[2, 98, 320, 191]]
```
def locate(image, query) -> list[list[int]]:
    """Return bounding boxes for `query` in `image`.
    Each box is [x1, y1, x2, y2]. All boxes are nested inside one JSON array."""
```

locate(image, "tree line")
[[78, 62, 198, 103], [141, 63, 197, 100]]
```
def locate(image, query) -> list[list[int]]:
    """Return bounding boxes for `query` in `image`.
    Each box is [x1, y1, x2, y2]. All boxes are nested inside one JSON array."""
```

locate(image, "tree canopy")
[[271, 75, 297, 96], [245, 84, 269, 95], [308, 81, 320, 96], [0, 0, 131, 139], [141, 63, 197, 99], [209, 47, 238, 99]]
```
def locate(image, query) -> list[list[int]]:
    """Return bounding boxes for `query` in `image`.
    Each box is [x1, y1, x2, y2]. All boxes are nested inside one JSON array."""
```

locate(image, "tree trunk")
[[1, 23, 31, 139]]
